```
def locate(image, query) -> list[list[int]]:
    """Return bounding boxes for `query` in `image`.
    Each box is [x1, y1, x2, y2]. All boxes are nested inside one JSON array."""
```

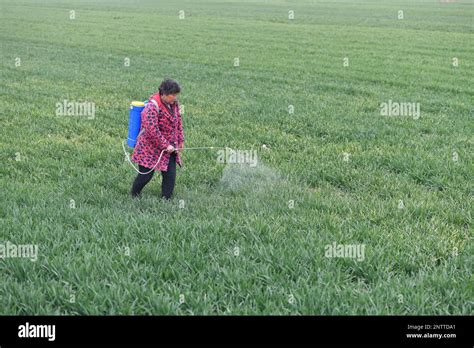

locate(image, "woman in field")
[[130, 79, 184, 199]]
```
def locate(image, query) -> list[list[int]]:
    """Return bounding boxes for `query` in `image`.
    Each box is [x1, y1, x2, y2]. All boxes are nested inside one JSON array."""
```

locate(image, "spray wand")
[[122, 141, 232, 175]]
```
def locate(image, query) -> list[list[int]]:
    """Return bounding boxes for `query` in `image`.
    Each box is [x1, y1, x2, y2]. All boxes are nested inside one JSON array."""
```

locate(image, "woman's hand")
[[166, 144, 175, 154]]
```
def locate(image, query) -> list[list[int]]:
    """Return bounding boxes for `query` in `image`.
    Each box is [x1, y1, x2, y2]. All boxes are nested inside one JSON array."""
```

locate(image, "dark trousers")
[[131, 153, 176, 199]]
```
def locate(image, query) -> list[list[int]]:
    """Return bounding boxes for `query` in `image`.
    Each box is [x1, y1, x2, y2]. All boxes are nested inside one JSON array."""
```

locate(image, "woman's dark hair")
[[159, 78, 181, 95]]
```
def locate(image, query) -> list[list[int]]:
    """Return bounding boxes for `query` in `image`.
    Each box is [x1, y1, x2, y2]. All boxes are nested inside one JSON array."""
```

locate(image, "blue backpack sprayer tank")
[[127, 101, 146, 148], [123, 99, 231, 175]]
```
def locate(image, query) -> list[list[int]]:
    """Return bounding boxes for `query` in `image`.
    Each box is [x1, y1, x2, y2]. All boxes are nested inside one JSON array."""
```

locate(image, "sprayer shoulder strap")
[[150, 99, 173, 118], [141, 99, 162, 140], [135, 100, 159, 140], [150, 99, 159, 110]]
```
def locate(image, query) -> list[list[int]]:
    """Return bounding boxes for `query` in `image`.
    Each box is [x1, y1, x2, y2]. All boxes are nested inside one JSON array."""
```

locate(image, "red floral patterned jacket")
[[131, 93, 184, 172]]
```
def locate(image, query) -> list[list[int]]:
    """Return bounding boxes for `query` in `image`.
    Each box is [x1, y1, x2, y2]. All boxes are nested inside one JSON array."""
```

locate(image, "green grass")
[[0, 0, 472, 315]]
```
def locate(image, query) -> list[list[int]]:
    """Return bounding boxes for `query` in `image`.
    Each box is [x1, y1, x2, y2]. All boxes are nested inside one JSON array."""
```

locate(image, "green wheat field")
[[0, 0, 473, 314]]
